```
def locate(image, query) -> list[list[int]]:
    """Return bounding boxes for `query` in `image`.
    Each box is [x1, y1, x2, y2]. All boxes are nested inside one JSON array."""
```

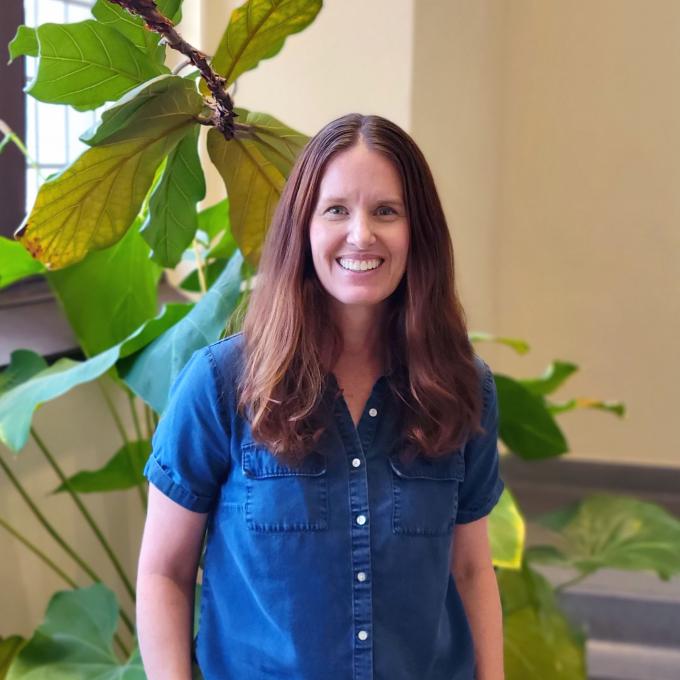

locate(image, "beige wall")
[[412, 1, 680, 467], [496, 0, 680, 466], [3, 0, 680, 641]]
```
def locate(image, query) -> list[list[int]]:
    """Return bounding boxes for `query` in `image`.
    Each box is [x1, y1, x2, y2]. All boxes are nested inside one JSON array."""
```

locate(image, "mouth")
[[335, 257, 385, 273]]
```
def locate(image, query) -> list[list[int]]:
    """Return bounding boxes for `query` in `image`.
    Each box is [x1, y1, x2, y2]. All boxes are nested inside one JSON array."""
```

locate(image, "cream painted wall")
[[496, 0, 680, 466], [411, 1, 679, 467]]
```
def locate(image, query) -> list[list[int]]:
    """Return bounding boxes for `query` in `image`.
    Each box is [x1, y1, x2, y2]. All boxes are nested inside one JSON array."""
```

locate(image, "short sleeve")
[[143, 346, 231, 513], [455, 360, 505, 524]]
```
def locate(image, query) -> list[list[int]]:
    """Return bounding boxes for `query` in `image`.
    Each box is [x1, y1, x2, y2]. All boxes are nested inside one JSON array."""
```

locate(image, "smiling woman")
[[137, 113, 506, 680]]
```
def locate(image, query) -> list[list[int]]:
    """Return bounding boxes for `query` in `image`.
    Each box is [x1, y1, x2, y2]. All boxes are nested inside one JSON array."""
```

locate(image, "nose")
[[346, 212, 376, 248]]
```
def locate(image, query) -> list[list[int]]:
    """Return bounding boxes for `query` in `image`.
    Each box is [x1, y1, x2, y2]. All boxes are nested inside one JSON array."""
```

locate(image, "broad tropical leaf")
[[0, 237, 45, 289], [207, 109, 306, 267], [498, 561, 587, 680], [119, 249, 244, 413], [179, 258, 229, 292], [46, 214, 162, 357], [13, 20, 166, 111], [0, 350, 47, 395], [202, 0, 322, 95], [6, 585, 144, 680], [140, 124, 206, 267], [495, 373, 568, 459], [53, 440, 151, 493], [0, 303, 191, 452], [7, 26, 37, 62], [0, 636, 25, 680], [14, 75, 203, 270], [91, 0, 182, 65], [198, 198, 231, 241], [519, 361, 579, 396], [468, 331, 530, 354], [489, 487, 524, 570], [529, 493, 680, 580]]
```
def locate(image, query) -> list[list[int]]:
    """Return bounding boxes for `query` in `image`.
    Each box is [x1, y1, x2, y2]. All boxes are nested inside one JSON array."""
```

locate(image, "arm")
[[137, 484, 209, 680], [451, 516, 505, 680]]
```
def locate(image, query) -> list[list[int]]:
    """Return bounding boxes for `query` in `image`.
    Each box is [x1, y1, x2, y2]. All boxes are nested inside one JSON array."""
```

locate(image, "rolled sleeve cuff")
[[144, 454, 214, 513], [455, 477, 505, 524]]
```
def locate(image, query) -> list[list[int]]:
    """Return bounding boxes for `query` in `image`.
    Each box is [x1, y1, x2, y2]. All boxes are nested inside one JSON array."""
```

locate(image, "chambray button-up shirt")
[[144, 332, 505, 680]]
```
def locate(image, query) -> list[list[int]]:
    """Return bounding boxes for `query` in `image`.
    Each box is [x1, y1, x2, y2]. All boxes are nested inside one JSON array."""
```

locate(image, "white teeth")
[[337, 258, 383, 272]]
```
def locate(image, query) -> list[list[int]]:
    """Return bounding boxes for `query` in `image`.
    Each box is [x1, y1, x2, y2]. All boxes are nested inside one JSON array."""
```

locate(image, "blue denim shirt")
[[144, 332, 504, 680]]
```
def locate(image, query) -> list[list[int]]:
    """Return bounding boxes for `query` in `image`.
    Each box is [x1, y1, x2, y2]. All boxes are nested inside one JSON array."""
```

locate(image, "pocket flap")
[[241, 444, 327, 478], [388, 450, 464, 481]]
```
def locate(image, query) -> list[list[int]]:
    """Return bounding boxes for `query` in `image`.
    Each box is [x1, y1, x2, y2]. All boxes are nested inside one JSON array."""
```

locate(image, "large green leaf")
[[0, 237, 45, 290], [53, 440, 151, 494], [529, 493, 680, 580], [498, 561, 587, 680], [489, 487, 524, 570], [519, 361, 579, 396], [16, 21, 167, 111], [6, 585, 144, 680], [91, 0, 182, 65], [119, 249, 244, 413], [14, 75, 203, 270], [198, 198, 231, 242], [179, 258, 229, 292], [495, 373, 568, 459], [0, 303, 191, 452], [46, 215, 162, 357], [0, 350, 47, 395], [0, 637, 25, 680], [207, 109, 307, 267], [7, 26, 37, 62], [205, 0, 322, 94], [140, 124, 206, 267]]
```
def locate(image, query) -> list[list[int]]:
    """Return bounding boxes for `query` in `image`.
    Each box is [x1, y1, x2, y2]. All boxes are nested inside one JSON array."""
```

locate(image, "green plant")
[[1, 1, 679, 678]]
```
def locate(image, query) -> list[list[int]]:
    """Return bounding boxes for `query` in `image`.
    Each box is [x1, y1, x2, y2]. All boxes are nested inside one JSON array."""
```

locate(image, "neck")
[[330, 301, 387, 373]]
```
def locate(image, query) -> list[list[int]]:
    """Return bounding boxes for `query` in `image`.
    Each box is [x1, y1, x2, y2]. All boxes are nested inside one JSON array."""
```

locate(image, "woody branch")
[[107, 0, 243, 139]]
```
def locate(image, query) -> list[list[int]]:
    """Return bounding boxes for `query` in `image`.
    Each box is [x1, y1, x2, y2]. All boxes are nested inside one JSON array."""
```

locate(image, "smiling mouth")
[[336, 257, 385, 272]]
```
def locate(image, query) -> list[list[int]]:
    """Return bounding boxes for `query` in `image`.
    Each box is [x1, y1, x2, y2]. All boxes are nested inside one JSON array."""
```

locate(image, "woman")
[[137, 113, 506, 680]]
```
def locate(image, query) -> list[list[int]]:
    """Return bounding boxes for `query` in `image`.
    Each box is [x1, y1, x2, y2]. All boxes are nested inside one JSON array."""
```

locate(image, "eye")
[[324, 205, 346, 216], [377, 206, 397, 216]]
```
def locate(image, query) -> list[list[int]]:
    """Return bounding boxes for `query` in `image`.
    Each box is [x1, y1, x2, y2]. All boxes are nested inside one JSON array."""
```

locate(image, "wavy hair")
[[236, 113, 485, 466]]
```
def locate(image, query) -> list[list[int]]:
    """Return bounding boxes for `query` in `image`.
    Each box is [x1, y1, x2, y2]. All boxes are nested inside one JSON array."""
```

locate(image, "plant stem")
[[30, 427, 137, 604], [0, 518, 132, 657], [0, 515, 77, 588], [128, 392, 143, 442], [108, 0, 237, 138], [554, 571, 591, 593], [144, 404, 155, 439], [97, 378, 131, 448], [193, 238, 208, 293], [0, 119, 45, 179], [0, 454, 101, 582]]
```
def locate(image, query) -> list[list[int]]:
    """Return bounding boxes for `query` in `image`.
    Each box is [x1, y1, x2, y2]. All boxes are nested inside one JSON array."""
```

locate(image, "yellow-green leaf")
[[207, 127, 285, 267], [490, 486, 525, 570], [15, 76, 203, 270], [206, 109, 307, 267], [202, 0, 322, 95]]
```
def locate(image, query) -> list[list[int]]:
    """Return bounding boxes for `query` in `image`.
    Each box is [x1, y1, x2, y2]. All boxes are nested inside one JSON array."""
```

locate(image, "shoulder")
[[204, 331, 246, 393]]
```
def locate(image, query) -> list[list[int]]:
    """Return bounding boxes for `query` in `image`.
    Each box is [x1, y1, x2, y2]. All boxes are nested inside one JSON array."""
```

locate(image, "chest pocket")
[[388, 450, 465, 536], [241, 443, 329, 532]]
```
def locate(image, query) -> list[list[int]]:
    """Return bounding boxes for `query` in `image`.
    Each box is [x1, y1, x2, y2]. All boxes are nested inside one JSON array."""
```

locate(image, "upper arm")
[[137, 484, 209, 587], [450, 515, 493, 580]]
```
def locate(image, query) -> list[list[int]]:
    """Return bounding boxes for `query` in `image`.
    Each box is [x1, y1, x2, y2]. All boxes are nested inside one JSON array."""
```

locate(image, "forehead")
[[316, 143, 403, 200]]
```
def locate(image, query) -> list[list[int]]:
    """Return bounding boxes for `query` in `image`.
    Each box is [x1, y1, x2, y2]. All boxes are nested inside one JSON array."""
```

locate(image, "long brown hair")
[[236, 113, 485, 466]]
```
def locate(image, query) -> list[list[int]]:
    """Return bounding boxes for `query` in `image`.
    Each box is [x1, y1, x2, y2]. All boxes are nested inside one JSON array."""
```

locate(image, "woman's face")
[[309, 141, 410, 312]]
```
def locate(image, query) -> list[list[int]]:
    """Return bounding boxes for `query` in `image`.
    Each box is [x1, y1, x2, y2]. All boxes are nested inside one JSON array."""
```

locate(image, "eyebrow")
[[319, 196, 404, 206]]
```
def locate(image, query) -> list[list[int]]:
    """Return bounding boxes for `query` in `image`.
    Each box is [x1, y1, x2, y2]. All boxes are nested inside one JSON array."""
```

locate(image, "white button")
[[356, 514, 367, 525], [357, 571, 367, 582], [368, 408, 378, 417], [352, 458, 361, 468], [357, 630, 368, 641]]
